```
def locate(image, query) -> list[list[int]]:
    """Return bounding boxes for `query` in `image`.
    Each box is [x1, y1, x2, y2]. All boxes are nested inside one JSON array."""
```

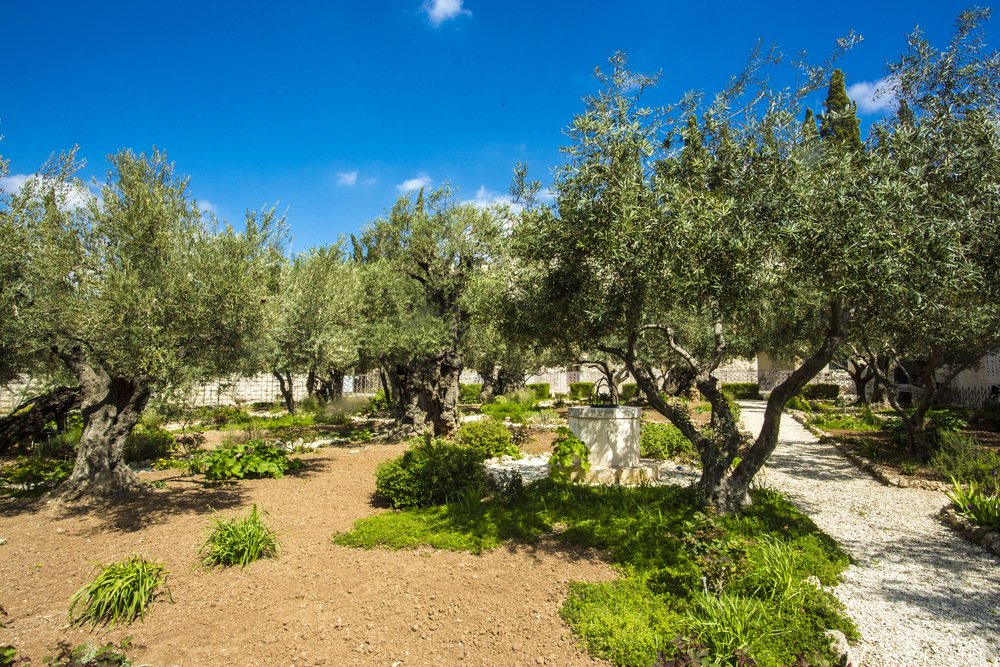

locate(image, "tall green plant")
[[69, 554, 172, 629]]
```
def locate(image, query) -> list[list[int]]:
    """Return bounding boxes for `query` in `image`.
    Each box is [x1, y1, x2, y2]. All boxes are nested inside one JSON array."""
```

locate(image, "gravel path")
[[739, 400, 1000, 667]]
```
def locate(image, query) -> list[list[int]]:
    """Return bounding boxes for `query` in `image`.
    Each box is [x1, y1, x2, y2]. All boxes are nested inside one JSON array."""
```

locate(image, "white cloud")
[[397, 173, 433, 193], [422, 0, 471, 26], [336, 171, 358, 186], [0, 174, 92, 209], [847, 77, 898, 115], [469, 185, 513, 210], [198, 199, 217, 215]]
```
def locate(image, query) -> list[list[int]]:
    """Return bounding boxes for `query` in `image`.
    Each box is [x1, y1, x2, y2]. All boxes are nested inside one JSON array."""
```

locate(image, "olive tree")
[[9, 148, 285, 499], [262, 244, 360, 413], [855, 9, 1000, 458], [353, 188, 502, 437]]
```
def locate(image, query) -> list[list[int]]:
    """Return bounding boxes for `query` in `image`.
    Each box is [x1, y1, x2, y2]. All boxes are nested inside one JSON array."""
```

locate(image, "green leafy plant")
[[797, 384, 840, 400], [570, 382, 595, 400], [69, 554, 172, 629], [620, 383, 639, 403], [947, 476, 1000, 528], [528, 408, 561, 428], [527, 383, 550, 399], [0, 456, 74, 496], [721, 384, 760, 400], [855, 438, 881, 461], [122, 427, 174, 463], [1, 644, 15, 667], [374, 436, 487, 508], [459, 383, 483, 404], [455, 420, 518, 458], [351, 429, 372, 442], [31, 637, 142, 667], [548, 427, 591, 483], [930, 431, 1000, 485], [641, 423, 694, 461], [809, 413, 879, 432], [900, 462, 918, 476], [198, 504, 281, 568], [785, 396, 812, 413], [186, 441, 303, 480]]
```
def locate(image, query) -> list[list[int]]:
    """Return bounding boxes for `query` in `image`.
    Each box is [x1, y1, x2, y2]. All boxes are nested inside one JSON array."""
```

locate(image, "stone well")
[[564, 405, 660, 484]]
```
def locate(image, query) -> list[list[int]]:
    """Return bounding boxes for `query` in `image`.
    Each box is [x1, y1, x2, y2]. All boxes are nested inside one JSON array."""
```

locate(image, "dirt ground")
[[0, 433, 617, 667]]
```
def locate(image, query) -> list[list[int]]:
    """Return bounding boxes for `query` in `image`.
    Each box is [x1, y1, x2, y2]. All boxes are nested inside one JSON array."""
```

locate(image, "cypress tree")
[[819, 69, 863, 151]]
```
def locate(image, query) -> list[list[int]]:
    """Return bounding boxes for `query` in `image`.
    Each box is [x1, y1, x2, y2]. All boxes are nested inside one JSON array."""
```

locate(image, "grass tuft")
[[198, 504, 281, 568], [69, 554, 172, 629]]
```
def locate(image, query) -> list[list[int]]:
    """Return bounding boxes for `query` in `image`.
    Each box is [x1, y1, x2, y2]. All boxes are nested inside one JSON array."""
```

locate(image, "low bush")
[[570, 382, 595, 400], [455, 420, 518, 458], [785, 395, 812, 413], [69, 554, 172, 629], [364, 389, 391, 413], [480, 402, 531, 423], [620, 383, 638, 403], [459, 383, 482, 404], [0, 456, 74, 496], [186, 441, 303, 480], [351, 428, 372, 442], [198, 504, 281, 568], [798, 384, 840, 400], [374, 436, 487, 508], [527, 408, 561, 427], [640, 422, 693, 460], [32, 427, 82, 458], [202, 405, 253, 427], [930, 431, 1000, 486], [809, 410, 881, 432], [123, 428, 175, 463], [722, 383, 760, 399], [527, 383, 550, 400], [4, 637, 144, 667]]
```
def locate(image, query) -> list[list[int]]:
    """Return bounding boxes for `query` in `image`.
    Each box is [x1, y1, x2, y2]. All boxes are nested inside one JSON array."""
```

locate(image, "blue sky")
[[0, 0, 986, 251]]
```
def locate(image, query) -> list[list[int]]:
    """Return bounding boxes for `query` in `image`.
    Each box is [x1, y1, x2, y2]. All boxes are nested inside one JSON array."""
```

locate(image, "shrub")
[[204, 405, 253, 427], [620, 383, 638, 403], [186, 441, 303, 480], [527, 383, 550, 400], [0, 456, 74, 496], [455, 420, 518, 458], [640, 423, 693, 460], [722, 383, 760, 399], [364, 389, 391, 413], [786, 395, 813, 412], [33, 427, 82, 458], [930, 431, 1000, 486], [527, 408, 561, 427], [123, 428, 175, 463], [459, 383, 482, 404], [809, 411, 881, 432], [570, 382, 595, 400], [374, 436, 487, 508], [798, 384, 840, 400], [480, 402, 531, 423], [69, 554, 172, 629], [351, 429, 372, 442], [198, 504, 281, 568]]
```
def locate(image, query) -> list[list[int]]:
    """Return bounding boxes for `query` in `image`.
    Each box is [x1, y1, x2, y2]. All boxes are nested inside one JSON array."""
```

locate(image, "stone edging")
[[786, 410, 949, 491], [939, 506, 1000, 558], [786, 409, 1000, 559]]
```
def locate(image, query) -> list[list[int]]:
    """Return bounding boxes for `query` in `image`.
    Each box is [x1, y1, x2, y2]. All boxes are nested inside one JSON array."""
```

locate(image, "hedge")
[[527, 383, 550, 400], [621, 383, 638, 403], [799, 383, 840, 400], [569, 382, 595, 400], [721, 383, 760, 399], [459, 383, 482, 404]]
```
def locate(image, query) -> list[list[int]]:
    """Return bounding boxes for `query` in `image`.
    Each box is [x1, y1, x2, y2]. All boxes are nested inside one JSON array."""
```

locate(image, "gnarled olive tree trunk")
[[273, 370, 296, 415], [0, 386, 82, 454], [54, 344, 151, 500], [381, 350, 462, 439]]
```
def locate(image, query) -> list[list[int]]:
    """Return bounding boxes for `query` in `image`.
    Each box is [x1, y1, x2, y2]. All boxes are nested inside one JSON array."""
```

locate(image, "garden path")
[[738, 400, 1000, 667]]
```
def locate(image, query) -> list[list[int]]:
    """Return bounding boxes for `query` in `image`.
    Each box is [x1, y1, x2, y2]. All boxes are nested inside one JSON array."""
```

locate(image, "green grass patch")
[[809, 409, 882, 431], [335, 480, 854, 666]]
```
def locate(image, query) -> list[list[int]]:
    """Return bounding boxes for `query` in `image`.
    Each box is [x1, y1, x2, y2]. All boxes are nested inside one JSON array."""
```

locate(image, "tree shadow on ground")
[[50, 477, 251, 535]]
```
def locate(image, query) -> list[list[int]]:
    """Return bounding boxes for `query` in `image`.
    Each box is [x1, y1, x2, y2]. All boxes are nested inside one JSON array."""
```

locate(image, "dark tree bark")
[[273, 371, 296, 415], [0, 386, 82, 454], [609, 298, 853, 513], [476, 363, 527, 403], [381, 350, 462, 439], [845, 358, 874, 404], [321, 369, 345, 403], [379, 369, 391, 405], [868, 346, 978, 460], [53, 344, 151, 500]]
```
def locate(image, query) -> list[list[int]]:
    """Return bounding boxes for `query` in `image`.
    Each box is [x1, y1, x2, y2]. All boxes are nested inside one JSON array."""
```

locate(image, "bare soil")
[[0, 434, 616, 667]]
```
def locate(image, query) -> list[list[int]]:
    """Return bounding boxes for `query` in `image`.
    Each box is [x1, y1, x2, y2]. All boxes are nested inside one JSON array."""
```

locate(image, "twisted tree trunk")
[[53, 344, 150, 500], [0, 386, 82, 454], [381, 350, 462, 439]]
